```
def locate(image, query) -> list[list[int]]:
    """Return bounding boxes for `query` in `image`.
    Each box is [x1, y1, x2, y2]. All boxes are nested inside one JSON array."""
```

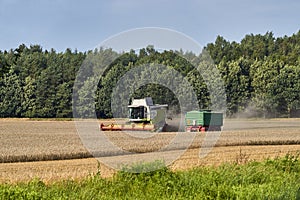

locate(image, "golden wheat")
[[0, 118, 300, 183], [1, 119, 300, 163]]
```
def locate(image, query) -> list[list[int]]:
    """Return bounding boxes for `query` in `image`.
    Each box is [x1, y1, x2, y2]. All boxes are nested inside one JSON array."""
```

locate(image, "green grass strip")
[[0, 155, 300, 199]]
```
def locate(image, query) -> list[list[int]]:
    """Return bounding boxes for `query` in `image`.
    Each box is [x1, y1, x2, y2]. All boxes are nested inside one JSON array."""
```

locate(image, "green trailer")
[[185, 110, 223, 132]]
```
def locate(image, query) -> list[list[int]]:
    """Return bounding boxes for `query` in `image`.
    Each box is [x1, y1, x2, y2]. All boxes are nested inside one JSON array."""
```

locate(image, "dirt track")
[[0, 118, 300, 183]]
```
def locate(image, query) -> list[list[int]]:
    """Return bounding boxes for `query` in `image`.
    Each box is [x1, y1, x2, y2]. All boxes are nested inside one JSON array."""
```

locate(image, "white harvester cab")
[[128, 97, 168, 124]]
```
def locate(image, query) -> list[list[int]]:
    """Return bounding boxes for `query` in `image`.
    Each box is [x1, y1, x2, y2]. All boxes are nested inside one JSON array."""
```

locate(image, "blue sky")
[[0, 0, 299, 52]]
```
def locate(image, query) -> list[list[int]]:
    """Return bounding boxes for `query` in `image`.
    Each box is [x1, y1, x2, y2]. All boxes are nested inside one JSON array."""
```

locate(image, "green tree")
[[22, 76, 37, 117], [276, 65, 300, 117], [218, 58, 252, 115], [0, 69, 23, 117], [250, 59, 284, 117]]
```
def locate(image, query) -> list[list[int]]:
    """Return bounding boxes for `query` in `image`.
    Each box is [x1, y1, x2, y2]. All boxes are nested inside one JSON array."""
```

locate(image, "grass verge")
[[0, 154, 300, 199]]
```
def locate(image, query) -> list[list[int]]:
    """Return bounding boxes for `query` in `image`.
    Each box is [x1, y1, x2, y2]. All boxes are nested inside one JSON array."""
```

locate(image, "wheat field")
[[0, 118, 300, 183]]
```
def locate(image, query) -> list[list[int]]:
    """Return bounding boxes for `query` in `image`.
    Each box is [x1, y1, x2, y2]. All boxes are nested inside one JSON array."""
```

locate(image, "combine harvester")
[[100, 97, 168, 132]]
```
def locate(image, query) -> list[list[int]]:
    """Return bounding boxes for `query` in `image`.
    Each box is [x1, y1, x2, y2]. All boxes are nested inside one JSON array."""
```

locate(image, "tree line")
[[0, 31, 299, 118]]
